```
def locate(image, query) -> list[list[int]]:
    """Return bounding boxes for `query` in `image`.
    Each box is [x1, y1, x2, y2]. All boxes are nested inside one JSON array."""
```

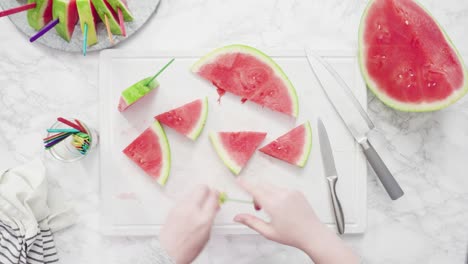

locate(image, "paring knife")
[[306, 50, 404, 200], [318, 118, 345, 235]]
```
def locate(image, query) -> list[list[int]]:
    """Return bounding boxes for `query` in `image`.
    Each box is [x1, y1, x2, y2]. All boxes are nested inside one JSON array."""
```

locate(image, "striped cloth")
[[0, 221, 58, 264], [0, 159, 76, 264]]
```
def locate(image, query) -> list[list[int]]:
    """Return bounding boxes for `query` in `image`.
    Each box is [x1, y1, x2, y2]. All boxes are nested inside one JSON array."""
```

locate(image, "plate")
[[0, 0, 160, 52]]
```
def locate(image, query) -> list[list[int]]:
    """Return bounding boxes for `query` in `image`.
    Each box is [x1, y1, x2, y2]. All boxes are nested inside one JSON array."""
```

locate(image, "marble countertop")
[[1, 0, 468, 263]]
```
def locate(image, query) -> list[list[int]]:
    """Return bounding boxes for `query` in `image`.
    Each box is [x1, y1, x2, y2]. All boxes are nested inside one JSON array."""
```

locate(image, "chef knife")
[[306, 50, 404, 200], [318, 118, 345, 235]]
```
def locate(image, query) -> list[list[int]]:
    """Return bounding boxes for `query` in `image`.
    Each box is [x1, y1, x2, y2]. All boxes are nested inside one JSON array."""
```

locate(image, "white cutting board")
[[99, 49, 367, 235]]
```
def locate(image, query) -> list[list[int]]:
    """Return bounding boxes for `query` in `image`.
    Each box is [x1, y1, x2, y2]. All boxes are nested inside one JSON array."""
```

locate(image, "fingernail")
[[233, 215, 241, 222]]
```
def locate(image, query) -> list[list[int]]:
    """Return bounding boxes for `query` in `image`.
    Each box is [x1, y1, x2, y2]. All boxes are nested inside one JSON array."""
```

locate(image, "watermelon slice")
[[52, 0, 79, 42], [76, 0, 99, 46], [259, 122, 312, 167], [192, 45, 299, 117], [359, 0, 468, 112], [155, 98, 209, 140], [91, 0, 122, 35], [27, 0, 53, 30], [107, 0, 133, 21], [123, 121, 171, 186], [118, 77, 159, 112], [209, 131, 267, 175]]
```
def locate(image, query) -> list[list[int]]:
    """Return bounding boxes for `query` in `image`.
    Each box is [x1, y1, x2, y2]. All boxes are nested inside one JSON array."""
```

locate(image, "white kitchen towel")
[[0, 158, 77, 264]]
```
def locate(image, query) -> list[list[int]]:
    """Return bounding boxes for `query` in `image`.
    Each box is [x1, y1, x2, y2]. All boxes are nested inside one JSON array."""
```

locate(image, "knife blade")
[[318, 118, 345, 235], [306, 49, 404, 200]]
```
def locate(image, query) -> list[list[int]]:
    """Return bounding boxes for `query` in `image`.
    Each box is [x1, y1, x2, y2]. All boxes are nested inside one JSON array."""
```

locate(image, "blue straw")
[[83, 23, 88, 56]]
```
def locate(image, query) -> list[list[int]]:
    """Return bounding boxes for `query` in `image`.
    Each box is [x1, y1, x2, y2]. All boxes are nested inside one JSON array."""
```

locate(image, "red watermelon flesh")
[[259, 122, 312, 167], [123, 121, 171, 186], [193, 45, 299, 117], [359, 0, 468, 111], [155, 98, 208, 140], [210, 131, 267, 175]]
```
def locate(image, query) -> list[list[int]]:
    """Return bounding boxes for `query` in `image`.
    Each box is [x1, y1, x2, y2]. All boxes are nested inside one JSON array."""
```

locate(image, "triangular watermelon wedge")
[[259, 122, 312, 167], [53, 0, 79, 42], [192, 44, 299, 117], [107, 0, 133, 21], [155, 98, 209, 141], [77, 0, 100, 46], [27, 0, 53, 30], [123, 121, 171, 186], [210, 131, 267, 175], [118, 77, 159, 112], [91, 0, 122, 35]]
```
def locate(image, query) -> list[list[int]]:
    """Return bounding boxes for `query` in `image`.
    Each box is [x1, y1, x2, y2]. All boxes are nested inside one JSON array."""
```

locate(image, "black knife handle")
[[361, 139, 404, 200]]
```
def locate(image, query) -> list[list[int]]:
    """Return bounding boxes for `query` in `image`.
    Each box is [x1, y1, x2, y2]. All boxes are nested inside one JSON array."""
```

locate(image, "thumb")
[[234, 214, 274, 239]]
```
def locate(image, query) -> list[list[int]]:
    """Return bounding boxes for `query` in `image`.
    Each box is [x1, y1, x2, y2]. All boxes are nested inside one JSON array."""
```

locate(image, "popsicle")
[[52, 0, 79, 42]]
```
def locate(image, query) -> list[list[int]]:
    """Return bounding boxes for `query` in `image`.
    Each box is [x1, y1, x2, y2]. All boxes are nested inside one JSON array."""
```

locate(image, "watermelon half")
[[107, 0, 133, 21], [155, 98, 209, 141], [359, 0, 468, 112], [259, 122, 312, 167], [192, 44, 299, 117], [91, 0, 122, 35], [123, 121, 171, 186], [27, 0, 53, 30], [118, 77, 159, 112], [53, 0, 79, 42], [76, 0, 99, 46], [209, 131, 267, 175]]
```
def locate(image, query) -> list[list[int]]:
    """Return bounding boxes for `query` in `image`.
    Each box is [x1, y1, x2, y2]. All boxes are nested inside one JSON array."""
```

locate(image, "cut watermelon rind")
[[209, 132, 242, 175], [358, 0, 468, 112], [191, 44, 299, 117], [297, 121, 313, 167], [150, 121, 171, 186], [187, 97, 209, 140]]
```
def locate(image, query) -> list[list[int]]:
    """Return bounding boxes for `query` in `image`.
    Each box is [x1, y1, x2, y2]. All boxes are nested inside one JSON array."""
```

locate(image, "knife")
[[306, 50, 404, 200], [318, 118, 345, 235]]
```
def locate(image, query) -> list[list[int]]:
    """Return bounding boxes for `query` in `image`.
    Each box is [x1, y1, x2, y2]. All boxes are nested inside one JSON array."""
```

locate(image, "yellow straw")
[[104, 15, 114, 44]]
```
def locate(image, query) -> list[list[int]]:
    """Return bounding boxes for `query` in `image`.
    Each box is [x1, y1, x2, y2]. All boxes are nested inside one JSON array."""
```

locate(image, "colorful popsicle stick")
[[30, 18, 60, 42], [117, 8, 126, 37], [145, 58, 176, 86], [0, 3, 37, 18]]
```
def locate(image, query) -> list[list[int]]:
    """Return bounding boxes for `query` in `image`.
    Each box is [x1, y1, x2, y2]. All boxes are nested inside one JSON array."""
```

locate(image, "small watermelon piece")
[[155, 98, 209, 141], [118, 77, 159, 112], [91, 0, 122, 35], [259, 122, 312, 167], [52, 0, 79, 42], [27, 0, 53, 30], [209, 131, 267, 175], [192, 44, 299, 117], [107, 0, 133, 21], [359, 0, 468, 112], [123, 121, 171, 186], [76, 0, 99, 46]]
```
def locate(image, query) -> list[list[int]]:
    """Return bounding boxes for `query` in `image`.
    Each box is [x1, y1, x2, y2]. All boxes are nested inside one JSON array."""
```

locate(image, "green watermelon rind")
[[76, 0, 98, 46], [150, 121, 171, 186], [296, 121, 313, 167], [191, 44, 300, 118], [107, 0, 134, 21], [187, 97, 209, 141], [121, 77, 159, 106], [209, 132, 242, 175], [91, 0, 122, 35], [52, 0, 73, 42], [27, 0, 50, 30], [358, 0, 468, 112]]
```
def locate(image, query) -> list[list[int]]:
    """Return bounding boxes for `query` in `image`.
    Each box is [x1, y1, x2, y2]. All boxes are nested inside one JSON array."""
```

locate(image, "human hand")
[[160, 185, 220, 264], [234, 179, 359, 264]]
